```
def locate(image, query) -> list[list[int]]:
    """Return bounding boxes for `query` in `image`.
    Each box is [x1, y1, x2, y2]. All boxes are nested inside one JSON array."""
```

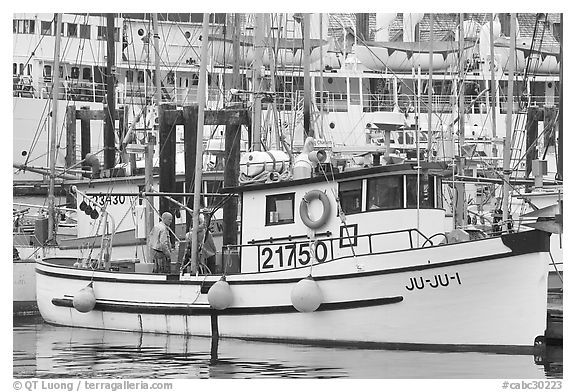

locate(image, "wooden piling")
[[80, 108, 91, 172], [210, 311, 219, 363], [158, 103, 177, 242], [223, 106, 242, 248], [65, 105, 76, 168], [183, 105, 199, 232], [103, 14, 116, 170]]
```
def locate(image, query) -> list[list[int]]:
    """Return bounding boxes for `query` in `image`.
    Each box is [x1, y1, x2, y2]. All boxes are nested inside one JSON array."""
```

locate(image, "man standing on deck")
[[149, 212, 173, 273]]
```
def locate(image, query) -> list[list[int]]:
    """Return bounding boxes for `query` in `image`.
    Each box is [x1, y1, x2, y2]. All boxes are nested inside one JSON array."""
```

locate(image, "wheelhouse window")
[[43, 65, 52, 82], [67, 23, 78, 37], [265, 193, 295, 226], [82, 67, 92, 81], [338, 180, 362, 214], [71, 67, 80, 79], [366, 176, 403, 210], [97, 26, 120, 41], [406, 174, 434, 208], [97, 26, 105, 40], [14, 20, 35, 34], [80, 24, 90, 39], [126, 70, 134, 83], [41, 21, 52, 35]]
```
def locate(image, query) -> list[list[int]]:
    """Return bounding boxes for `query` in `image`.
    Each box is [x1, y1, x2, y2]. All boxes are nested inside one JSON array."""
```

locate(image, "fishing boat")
[[36, 151, 551, 350]]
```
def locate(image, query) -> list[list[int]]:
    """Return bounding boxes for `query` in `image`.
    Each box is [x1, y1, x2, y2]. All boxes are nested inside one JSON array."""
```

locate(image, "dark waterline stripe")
[[51, 296, 404, 315]]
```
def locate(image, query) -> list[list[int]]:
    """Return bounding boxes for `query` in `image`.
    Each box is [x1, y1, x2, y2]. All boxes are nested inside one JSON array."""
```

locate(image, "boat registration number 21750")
[[258, 241, 331, 271]]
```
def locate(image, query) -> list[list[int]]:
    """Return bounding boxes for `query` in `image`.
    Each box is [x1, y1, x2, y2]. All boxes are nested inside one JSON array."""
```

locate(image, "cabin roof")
[[222, 161, 447, 194]]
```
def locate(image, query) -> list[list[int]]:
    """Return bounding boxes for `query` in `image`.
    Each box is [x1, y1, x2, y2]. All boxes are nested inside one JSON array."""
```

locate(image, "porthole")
[[184, 31, 191, 39], [329, 122, 335, 129], [327, 77, 333, 84], [21, 150, 28, 157], [138, 28, 145, 37]]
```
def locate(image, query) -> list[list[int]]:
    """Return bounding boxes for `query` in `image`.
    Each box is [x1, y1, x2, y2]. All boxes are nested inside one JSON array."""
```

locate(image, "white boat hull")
[[36, 230, 549, 350], [14, 259, 37, 314]]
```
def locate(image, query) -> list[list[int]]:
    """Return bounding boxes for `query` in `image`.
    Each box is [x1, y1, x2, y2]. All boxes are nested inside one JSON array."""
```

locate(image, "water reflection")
[[14, 317, 562, 379]]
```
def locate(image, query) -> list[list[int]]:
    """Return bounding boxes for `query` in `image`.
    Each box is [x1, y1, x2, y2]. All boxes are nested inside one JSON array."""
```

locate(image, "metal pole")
[[190, 14, 211, 273], [47, 13, 62, 242]]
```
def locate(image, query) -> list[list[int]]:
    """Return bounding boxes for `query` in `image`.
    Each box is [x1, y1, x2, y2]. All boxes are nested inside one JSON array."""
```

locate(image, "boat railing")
[[221, 227, 448, 268]]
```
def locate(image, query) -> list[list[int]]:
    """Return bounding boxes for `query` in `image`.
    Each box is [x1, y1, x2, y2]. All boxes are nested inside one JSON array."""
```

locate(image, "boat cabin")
[[227, 162, 446, 274]]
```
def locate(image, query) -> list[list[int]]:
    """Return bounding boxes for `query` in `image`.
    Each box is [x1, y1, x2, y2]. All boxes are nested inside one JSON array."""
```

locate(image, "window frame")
[[41, 21, 52, 36], [265, 192, 295, 226], [366, 175, 404, 211], [79, 24, 90, 39], [338, 179, 363, 215], [405, 173, 434, 209], [67, 23, 78, 37]]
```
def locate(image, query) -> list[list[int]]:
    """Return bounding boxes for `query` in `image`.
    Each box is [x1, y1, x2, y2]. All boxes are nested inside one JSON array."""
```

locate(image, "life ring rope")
[[300, 190, 331, 230]]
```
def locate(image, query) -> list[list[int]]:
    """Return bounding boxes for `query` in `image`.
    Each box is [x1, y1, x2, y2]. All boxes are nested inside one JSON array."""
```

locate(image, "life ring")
[[300, 190, 331, 229]]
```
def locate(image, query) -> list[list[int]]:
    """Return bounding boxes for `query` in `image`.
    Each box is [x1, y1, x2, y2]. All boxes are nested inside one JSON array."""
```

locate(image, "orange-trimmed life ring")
[[300, 190, 331, 229]]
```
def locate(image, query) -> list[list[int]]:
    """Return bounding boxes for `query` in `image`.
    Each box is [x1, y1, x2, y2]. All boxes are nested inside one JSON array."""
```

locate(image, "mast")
[[252, 13, 265, 151], [152, 14, 162, 107], [427, 13, 434, 161], [104, 14, 116, 170], [318, 15, 324, 139], [557, 13, 563, 181], [47, 13, 62, 243], [490, 14, 498, 158], [303, 13, 312, 139], [453, 13, 466, 229], [501, 13, 516, 227], [190, 13, 211, 271]]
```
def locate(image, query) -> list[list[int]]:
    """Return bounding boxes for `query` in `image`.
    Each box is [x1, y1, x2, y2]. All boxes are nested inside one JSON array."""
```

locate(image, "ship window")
[[70, 67, 79, 79], [137, 70, 144, 83], [82, 67, 92, 81], [338, 180, 362, 214], [126, 70, 134, 83], [43, 65, 52, 80], [191, 73, 199, 86], [27, 64, 32, 76], [265, 193, 295, 226], [366, 176, 402, 210], [167, 71, 175, 85], [406, 174, 433, 208], [19, 63, 24, 75], [97, 26, 105, 40], [80, 24, 90, 39], [67, 23, 78, 37], [41, 21, 52, 35], [13, 63, 17, 75]]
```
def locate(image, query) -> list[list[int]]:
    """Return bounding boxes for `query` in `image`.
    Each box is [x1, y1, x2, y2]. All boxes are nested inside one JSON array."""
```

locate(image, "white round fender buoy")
[[73, 282, 96, 313], [291, 276, 323, 312], [207, 277, 233, 310]]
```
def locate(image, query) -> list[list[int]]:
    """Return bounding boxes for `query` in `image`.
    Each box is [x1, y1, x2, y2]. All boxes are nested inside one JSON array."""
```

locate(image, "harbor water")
[[14, 316, 562, 379]]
